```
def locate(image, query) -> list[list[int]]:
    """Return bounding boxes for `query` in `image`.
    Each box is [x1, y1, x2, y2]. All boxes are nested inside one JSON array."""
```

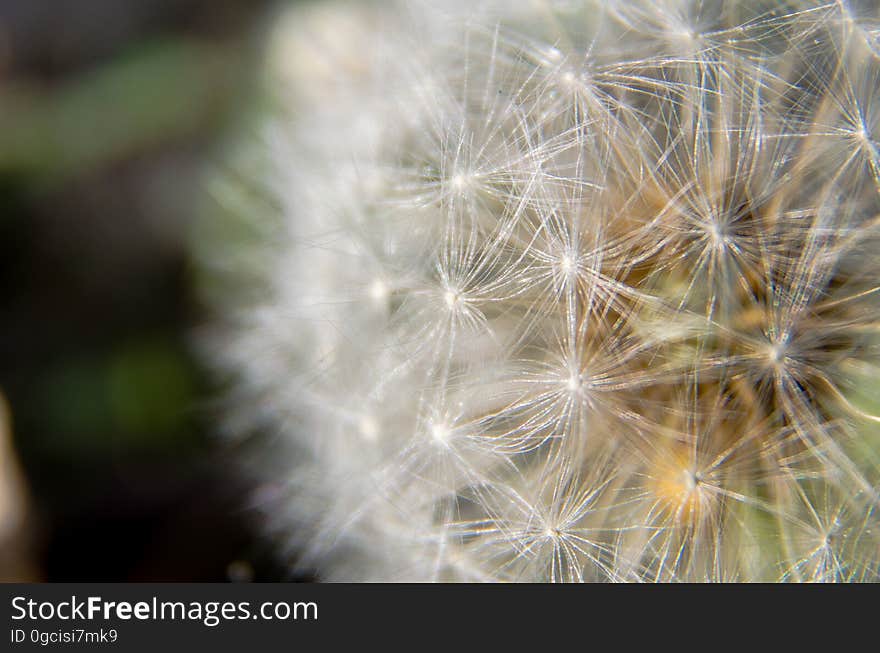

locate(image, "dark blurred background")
[[0, 0, 294, 581]]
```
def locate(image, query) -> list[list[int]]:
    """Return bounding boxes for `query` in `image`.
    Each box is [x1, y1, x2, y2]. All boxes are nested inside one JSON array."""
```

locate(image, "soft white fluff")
[[206, 0, 880, 581]]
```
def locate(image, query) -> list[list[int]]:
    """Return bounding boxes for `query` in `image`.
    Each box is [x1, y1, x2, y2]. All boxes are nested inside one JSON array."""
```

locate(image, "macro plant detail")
[[202, 0, 880, 581]]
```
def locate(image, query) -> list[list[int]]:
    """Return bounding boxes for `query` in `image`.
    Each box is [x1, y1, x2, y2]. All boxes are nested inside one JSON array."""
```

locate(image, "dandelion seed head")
[[202, 0, 880, 582]]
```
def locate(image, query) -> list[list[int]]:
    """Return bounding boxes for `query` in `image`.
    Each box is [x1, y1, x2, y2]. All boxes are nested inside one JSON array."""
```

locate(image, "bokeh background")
[[0, 0, 298, 581]]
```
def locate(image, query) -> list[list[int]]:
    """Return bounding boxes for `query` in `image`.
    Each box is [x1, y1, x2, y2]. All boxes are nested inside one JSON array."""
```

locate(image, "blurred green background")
[[0, 0, 296, 581]]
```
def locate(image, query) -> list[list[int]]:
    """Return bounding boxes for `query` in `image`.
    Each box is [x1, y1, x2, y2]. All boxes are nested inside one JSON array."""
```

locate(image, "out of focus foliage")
[[0, 0, 289, 580]]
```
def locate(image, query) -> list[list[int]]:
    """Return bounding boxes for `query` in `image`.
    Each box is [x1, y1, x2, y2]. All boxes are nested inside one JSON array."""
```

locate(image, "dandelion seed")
[[359, 415, 380, 442], [430, 421, 451, 446], [369, 279, 389, 302], [444, 289, 461, 309]]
